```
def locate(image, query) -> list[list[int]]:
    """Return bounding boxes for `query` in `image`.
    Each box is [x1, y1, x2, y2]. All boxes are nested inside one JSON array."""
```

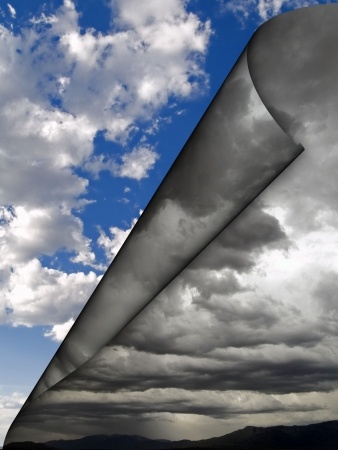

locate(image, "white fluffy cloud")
[[116, 146, 159, 180], [1, 258, 101, 327], [98, 213, 142, 262], [85, 145, 159, 180], [0, 0, 211, 331], [44, 318, 75, 342], [33, 0, 211, 140], [0, 205, 95, 266]]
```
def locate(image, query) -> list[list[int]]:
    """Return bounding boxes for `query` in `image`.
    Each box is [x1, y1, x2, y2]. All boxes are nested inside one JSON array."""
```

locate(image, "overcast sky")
[[2, 0, 338, 447]]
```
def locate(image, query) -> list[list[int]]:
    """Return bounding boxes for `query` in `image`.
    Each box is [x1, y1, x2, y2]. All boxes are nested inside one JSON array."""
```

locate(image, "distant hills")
[[5, 420, 338, 450]]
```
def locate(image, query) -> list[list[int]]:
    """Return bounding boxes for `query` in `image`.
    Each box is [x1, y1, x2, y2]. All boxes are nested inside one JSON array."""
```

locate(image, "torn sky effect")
[[2, 0, 338, 446]]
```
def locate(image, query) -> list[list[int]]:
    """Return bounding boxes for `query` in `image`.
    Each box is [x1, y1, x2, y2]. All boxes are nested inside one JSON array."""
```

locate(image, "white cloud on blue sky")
[[220, 0, 325, 21], [0, 0, 212, 333], [6, 4, 16, 19], [97, 212, 141, 263], [84, 145, 159, 181]]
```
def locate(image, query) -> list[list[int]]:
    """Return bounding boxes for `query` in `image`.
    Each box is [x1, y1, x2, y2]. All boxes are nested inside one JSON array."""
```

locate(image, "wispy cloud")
[[84, 145, 159, 180], [220, 0, 322, 21], [6, 4, 15, 19], [97, 213, 141, 262]]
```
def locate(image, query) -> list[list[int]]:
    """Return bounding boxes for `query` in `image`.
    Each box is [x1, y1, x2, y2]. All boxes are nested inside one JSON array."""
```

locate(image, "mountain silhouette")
[[5, 420, 338, 450]]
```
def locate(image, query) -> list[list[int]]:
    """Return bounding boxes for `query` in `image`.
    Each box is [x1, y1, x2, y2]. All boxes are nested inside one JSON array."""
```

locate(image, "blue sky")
[[1, 0, 337, 446]]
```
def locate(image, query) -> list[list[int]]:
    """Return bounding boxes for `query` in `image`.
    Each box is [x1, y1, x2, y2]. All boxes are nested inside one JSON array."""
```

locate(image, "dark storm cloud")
[[188, 199, 290, 273], [108, 286, 282, 357], [90, 199, 293, 359], [20, 391, 323, 421], [45, 337, 338, 402], [5, 382, 326, 443]]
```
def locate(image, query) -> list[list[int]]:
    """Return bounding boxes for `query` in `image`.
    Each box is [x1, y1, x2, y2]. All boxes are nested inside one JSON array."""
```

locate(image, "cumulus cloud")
[[0, 0, 212, 333], [30, 0, 212, 140], [116, 146, 159, 180], [44, 318, 75, 342], [1, 259, 101, 327], [85, 146, 159, 180], [0, 205, 95, 266], [97, 213, 141, 262]]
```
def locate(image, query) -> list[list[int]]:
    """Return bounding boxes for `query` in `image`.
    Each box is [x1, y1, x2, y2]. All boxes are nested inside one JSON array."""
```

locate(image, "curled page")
[[15, 49, 303, 406], [5, 3, 338, 448]]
